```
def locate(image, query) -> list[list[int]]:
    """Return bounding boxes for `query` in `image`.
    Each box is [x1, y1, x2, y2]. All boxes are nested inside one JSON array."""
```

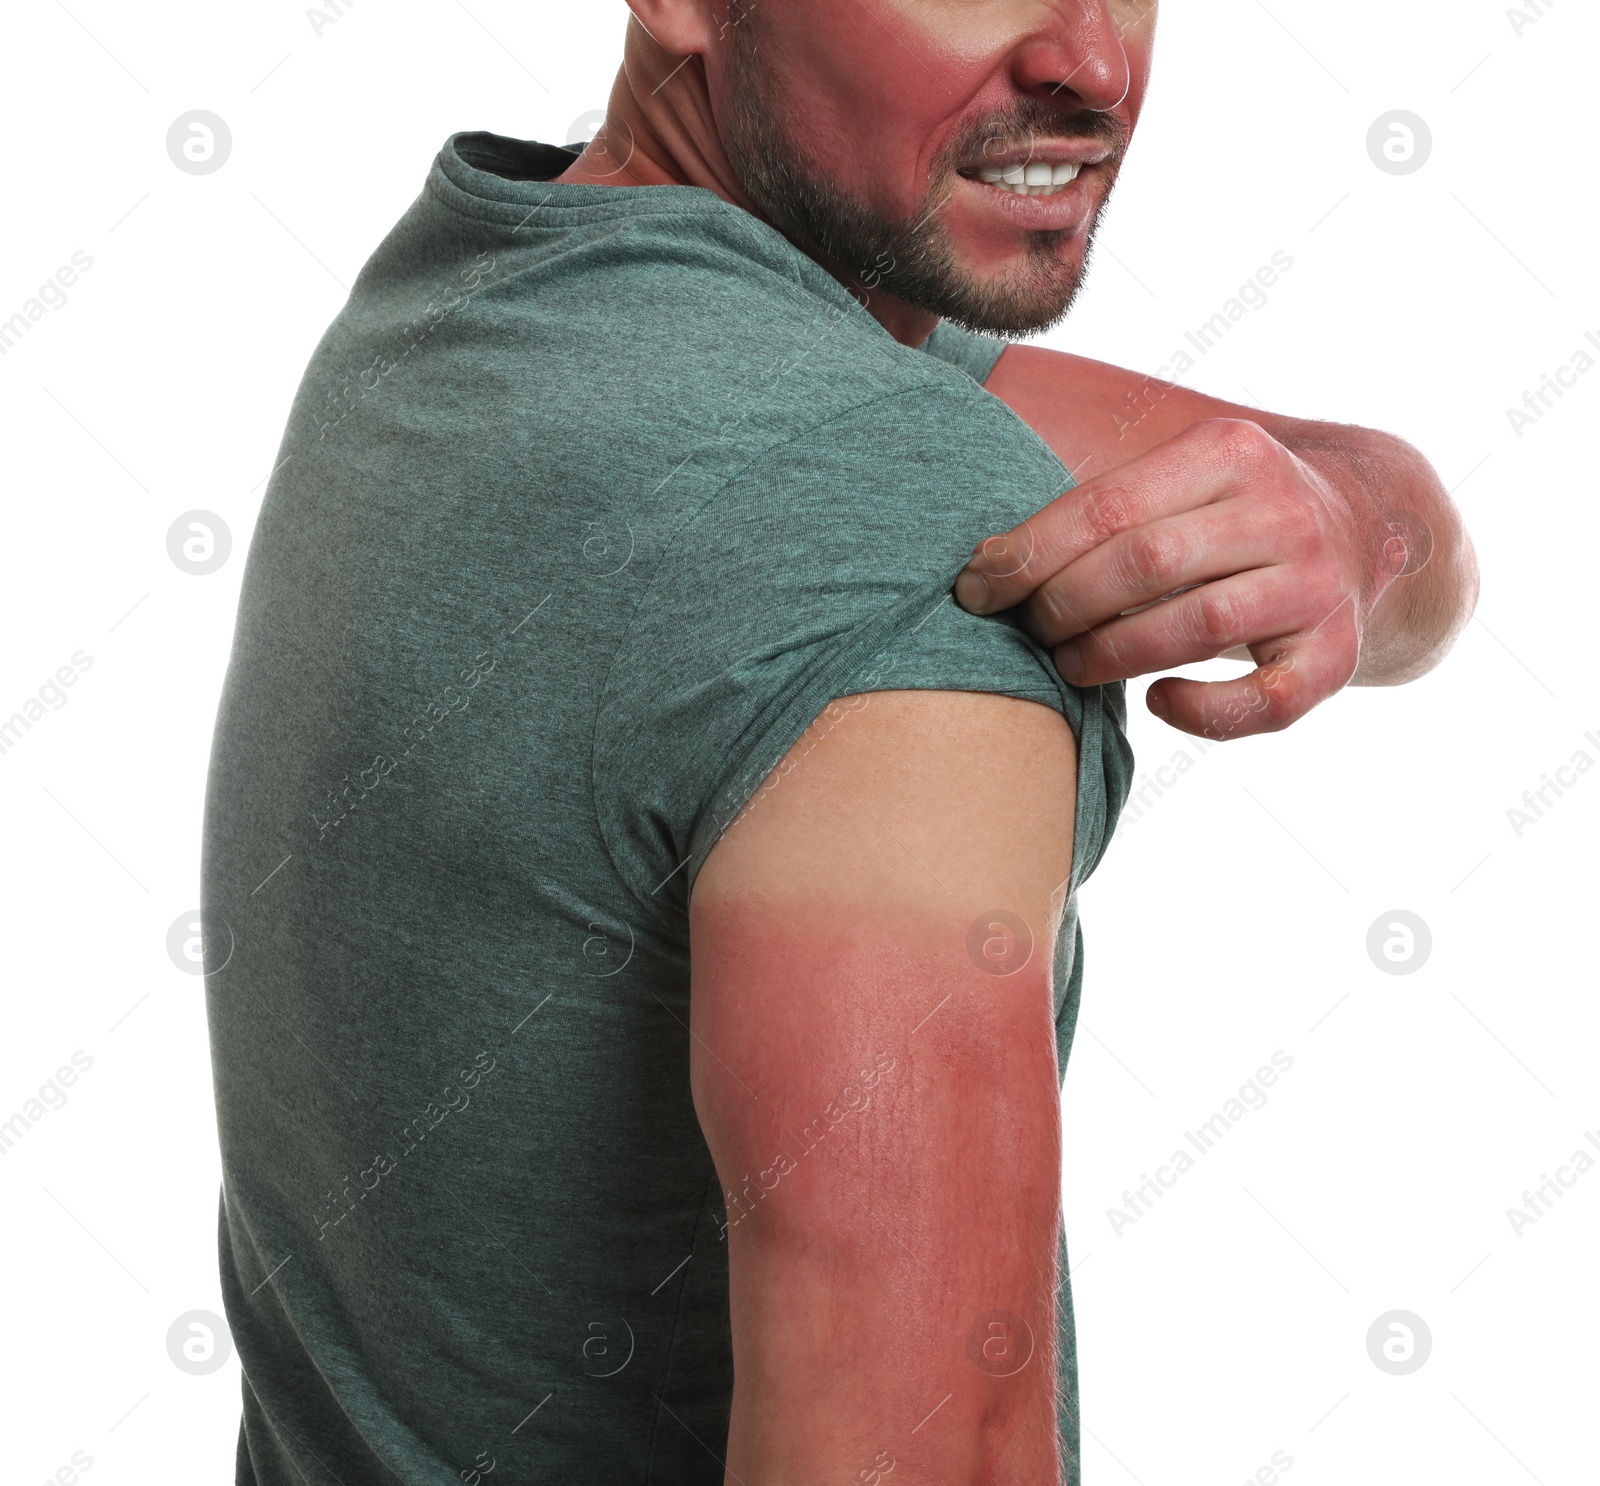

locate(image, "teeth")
[[972, 160, 1081, 197]]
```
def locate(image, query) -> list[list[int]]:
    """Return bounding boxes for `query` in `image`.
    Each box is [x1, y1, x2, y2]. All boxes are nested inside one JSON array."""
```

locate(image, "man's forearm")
[[1274, 419, 1480, 686]]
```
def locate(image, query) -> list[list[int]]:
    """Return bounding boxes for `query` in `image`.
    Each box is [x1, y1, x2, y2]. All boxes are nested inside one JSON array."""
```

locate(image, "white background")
[[1, 1, 1594, 1482]]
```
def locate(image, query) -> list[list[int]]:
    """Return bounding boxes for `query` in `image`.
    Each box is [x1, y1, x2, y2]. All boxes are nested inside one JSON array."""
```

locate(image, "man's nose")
[[1008, 0, 1139, 115]]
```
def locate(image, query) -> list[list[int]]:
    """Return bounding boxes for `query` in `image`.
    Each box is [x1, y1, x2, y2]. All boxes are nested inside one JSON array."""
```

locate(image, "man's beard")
[[720, 28, 1122, 337]]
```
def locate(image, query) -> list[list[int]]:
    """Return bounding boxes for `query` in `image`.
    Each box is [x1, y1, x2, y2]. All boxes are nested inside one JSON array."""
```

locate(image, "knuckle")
[[1082, 483, 1136, 544], [1194, 586, 1245, 649], [1202, 416, 1282, 474], [974, 529, 1030, 578], [1123, 526, 1184, 588], [1027, 583, 1078, 642], [1253, 664, 1309, 732]]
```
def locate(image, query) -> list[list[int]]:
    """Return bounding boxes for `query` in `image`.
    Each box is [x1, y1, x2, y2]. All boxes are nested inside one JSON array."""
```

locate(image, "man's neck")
[[556, 27, 938, 349]]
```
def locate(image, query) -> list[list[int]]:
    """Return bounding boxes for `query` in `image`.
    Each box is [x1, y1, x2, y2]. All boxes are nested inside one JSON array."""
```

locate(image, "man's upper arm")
[[689, 688, 1076, 1485], [985, 341, 1335, 480]]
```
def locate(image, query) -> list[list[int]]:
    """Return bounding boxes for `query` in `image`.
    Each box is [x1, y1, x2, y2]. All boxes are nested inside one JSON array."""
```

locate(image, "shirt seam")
[[425, 163, 766, 228], [424, 152, 845, 305], [422, 163, 884, 353]]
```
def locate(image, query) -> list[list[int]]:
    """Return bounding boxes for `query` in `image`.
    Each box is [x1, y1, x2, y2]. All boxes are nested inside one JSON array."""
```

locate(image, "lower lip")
[[957, 169, 1096, 232]]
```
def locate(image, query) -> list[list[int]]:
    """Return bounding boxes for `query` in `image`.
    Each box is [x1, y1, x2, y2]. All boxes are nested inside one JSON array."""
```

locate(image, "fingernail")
[[954, 570, 990, 613]]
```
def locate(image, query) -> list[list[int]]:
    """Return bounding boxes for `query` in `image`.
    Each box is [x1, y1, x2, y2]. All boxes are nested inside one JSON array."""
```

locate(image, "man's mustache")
[[939, 104, 1128, 175]]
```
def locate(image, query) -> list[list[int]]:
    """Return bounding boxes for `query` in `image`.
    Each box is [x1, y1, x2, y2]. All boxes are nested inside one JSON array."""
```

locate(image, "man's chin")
[[906, 247, 1086, 338], [941, 291, 1081, 339]]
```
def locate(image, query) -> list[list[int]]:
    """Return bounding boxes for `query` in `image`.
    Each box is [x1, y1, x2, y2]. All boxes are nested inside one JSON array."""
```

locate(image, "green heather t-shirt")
[[202, 130, 1133, 1486]]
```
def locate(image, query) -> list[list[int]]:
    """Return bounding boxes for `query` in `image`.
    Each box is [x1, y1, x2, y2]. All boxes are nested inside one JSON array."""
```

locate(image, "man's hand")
[[957, 345, 1480, 741]]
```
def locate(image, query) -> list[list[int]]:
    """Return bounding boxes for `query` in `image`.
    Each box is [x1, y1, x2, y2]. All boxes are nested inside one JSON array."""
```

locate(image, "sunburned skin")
[[691, 689, 1077, 1483], [750, 0, 1156, 302], [571, 0, 1475, 729], [567, 2, 1472, 1471], [575, 0, 1156, 342]]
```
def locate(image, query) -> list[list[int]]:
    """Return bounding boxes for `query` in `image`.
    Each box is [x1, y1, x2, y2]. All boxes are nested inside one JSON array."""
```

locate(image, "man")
[[201, 2, 1473, 1483]]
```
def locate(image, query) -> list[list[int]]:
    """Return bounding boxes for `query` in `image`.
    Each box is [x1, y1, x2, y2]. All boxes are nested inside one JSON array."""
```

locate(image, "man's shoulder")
[[709, 376, 1071, 549], [419, 160, 997, 428], [617, 377, 1070, 695], [530, 218, 979, 407], [352, 146, 1026, 476], [501, 214, 1048, 503]]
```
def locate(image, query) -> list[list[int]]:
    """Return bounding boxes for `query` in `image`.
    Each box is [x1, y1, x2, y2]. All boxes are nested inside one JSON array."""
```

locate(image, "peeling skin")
[[692, 900, 1067, 1485]]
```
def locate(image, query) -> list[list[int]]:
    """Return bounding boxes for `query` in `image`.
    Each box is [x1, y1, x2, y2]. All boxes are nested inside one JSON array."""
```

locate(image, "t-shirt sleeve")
[[918, 320, 1011, 385], [593, 380, 1132, 923]]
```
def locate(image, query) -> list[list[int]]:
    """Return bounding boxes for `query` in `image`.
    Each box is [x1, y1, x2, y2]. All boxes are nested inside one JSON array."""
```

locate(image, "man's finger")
[[955, 419, 1288, 615], [1050, 568, 1339, 688], [1138, 606, 1361, 742], [1016, 498, 1309, 647]]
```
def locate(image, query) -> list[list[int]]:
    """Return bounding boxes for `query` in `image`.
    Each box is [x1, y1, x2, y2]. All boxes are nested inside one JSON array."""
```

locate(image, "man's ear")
[[625, 0, 716, 56]]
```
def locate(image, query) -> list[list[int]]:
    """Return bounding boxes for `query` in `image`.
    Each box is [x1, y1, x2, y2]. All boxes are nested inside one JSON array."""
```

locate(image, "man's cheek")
[[1109, 0, 1159, 117]]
